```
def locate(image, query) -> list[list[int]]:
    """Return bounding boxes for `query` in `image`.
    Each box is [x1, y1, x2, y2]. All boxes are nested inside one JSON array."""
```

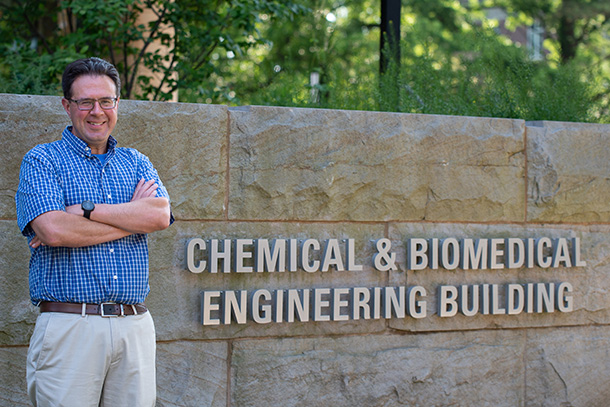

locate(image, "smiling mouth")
[[88, 121, 105, 126]]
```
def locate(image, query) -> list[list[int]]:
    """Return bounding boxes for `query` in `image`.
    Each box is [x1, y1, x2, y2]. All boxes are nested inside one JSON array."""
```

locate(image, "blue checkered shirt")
[[15, 127, 171, 305]]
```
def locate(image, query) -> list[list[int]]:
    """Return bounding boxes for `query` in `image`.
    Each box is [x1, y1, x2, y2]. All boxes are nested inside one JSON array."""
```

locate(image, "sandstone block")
[[527, 121, 610, 222], [228, 106, 525, 222], [157, 341, 227, 407], [525, 325, 610, 406], [0, 347, 29, 406], [0, 221, 36, 346], [230, 330, 525, 406]]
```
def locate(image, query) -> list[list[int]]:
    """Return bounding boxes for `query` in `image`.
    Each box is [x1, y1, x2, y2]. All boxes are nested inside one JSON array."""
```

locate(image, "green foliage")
[[0, 0, 305, 100], [374, 28, 600, 122], [225, 0, 607, 123], [0, 0, 608, 122], [219, 0, 381, 107], [0, 1, 83, 95], [0, 46, 70, 95]]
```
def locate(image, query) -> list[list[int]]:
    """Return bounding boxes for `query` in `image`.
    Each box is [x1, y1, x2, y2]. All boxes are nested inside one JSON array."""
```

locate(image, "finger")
[[137, 179, 157, 197], [29, 236, 41, 248], [132, 179, 158, 201], [131, 178, 147, 201], [142, 180, 159, 197]]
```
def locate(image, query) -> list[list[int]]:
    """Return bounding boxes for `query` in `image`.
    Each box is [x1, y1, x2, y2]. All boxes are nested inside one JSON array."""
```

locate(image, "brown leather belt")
[[40, 301, 147, 317]]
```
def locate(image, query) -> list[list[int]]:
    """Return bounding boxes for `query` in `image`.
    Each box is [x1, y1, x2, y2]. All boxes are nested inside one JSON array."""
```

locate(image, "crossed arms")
[[29, 179, 171, 248]]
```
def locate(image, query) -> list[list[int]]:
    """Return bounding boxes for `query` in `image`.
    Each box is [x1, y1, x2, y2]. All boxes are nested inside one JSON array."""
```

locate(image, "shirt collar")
[[62, 126, 117, 157]]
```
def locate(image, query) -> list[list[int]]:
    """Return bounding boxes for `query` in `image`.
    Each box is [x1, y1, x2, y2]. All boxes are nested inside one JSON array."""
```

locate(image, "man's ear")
[[61, 98, 72, 117]]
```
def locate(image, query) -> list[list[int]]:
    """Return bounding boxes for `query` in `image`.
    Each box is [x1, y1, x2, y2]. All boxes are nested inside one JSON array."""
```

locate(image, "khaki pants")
[[27, 310, 156, 407]]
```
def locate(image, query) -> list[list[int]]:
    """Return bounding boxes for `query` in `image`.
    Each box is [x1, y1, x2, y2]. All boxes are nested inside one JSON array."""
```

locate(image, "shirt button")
[[113, 275, 118, 280], [109, 248, 114, 253], [107, 194, 112, 199]]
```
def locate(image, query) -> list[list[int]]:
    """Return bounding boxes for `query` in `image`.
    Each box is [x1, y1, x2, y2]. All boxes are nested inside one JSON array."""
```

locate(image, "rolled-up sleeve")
[[15, 147, 65, 236]]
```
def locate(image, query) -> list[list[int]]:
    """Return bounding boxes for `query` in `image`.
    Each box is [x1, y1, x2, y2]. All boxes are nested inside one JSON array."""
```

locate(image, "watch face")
[[83, 200, 95, 211]]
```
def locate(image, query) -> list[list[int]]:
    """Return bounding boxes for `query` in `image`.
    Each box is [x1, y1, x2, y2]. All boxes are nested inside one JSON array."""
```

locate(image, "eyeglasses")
[[68, 97, 118, 111]]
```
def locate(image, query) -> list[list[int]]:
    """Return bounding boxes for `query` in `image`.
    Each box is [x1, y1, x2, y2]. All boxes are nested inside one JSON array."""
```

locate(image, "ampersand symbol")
[[373, 238, 397, 271]]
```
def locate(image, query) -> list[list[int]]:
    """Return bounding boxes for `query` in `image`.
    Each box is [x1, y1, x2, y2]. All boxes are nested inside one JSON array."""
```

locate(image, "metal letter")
[[506, 238, 525, 269], [234, 239, 253, 273], [438, 286, 458, 317], [187, 238, 206, 273], [301, 239, 320, 272], [407, 238, 428, 270], [572, 237, 586, 267], [201, 291, 221, 325], [321, 239, 345, 272], [346, 239, 363, 271]]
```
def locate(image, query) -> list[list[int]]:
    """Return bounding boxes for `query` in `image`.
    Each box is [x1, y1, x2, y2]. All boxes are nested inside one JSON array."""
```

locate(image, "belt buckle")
[[101, 302, 124, 317]]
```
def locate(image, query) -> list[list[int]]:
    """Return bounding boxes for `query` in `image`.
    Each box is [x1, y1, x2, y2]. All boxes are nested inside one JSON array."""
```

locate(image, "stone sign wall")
[[1, 94, 610, 406]]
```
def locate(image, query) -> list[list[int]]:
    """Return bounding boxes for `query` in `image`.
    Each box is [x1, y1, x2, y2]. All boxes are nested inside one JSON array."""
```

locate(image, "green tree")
[[491, 0, 610, 63], [491, 0, 610, 119], [0, 0, 305, 100], [215, 0, 381, 107], [220, 0, 607, 122]]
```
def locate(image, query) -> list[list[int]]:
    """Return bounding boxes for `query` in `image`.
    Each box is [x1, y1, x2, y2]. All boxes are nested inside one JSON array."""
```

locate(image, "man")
[[15, 57, 172, 406]]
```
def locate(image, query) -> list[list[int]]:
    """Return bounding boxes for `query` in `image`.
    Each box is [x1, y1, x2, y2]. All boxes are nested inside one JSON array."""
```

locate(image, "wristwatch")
[[81, 200, 95, 219]]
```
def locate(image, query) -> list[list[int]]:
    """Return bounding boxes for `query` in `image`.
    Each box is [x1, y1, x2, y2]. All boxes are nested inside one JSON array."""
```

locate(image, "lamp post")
[[380, 0, 401, 74]]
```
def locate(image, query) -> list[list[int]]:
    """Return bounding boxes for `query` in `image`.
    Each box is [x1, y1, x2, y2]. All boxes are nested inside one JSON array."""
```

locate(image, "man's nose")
[[89, 100, 104, 113]]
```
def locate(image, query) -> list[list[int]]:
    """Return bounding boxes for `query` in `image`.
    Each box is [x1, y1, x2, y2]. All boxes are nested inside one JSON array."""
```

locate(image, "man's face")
[[61, 74, 119, 154]]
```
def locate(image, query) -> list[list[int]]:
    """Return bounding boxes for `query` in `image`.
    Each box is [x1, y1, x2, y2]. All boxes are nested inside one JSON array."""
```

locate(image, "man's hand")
[[132, 179, 158, 201]]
